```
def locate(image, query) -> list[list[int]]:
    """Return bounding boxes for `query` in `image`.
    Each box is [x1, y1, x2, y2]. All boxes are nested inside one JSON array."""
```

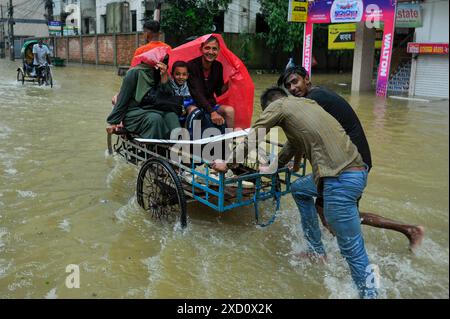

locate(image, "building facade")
[[96, 0, 150, 34], [408, 0, 449, 98], [0, 0, 49, 38], [94, 0, 262, 34], [0, 0, 51, 58], [224, 0, 261, 33]]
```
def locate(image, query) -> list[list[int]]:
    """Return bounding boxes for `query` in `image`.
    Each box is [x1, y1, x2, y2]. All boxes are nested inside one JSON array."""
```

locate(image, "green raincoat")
[[107, 64, 180, 139]]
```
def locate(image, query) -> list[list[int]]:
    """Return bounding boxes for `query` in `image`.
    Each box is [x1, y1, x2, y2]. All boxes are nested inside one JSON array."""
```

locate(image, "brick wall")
[[52, 33, 139, 66], [68, 37, 81, 62], [83, 36, 97, 63], [97, 35, 114, 65], [117, 34, 137, 66], [56, 38, 67, 60]]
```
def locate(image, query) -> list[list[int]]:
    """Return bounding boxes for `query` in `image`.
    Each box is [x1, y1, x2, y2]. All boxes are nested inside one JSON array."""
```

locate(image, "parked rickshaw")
[[16, 40, 53, 87], [107, 129, 306, 228]]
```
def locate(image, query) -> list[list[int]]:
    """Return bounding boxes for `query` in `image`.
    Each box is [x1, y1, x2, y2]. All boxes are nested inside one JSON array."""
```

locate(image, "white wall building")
[[53, 0, 96, 34], [409, 0, 449, 98], [224, 0, 261, 33], [0, 0, 49, 38], [94, 0, 261, 34], [0, 0, 50, 58], [96, 0, 167, 34]]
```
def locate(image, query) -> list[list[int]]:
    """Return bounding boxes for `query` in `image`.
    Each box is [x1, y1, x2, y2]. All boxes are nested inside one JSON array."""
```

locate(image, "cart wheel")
[[47, 67, 53, 88], [17, 69, 25, 85], [38, 74, 44, 86], [137, 158, 187, 228]]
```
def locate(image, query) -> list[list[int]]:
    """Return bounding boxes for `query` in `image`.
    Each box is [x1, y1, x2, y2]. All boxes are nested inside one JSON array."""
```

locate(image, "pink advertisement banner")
[[375, 10, 395, 96], [303, 22, 314, 77], [303, 0, 397, 96]]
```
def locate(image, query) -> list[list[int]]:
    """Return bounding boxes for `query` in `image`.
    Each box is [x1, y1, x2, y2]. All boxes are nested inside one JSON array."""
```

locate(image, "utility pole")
[[8, 0, 14, 61], [0, 4, 6, 58], [247, 0, 251, 33], [45, 1, 54, 57], [154, 1, 162, 22], [45, 0, 54, 23], [143, 0, 148, 21]]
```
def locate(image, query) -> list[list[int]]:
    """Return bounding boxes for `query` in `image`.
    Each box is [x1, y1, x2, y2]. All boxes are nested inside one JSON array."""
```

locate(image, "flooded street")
[[0, 60, 448, 299]]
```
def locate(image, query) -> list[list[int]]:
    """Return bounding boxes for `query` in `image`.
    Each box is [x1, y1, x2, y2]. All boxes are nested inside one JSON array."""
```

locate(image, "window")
[[256, 13, 269, 33], [101, 14, 107, 34], [131, 10, 137, 32], [84, 18, 90, 34], [213, 11, 225, 33]]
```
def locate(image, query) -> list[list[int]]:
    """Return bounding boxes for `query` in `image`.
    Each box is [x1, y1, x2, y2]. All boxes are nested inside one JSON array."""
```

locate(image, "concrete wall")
[[415, 0, 449, 43], [97, 0, 151, 33], [409, 0, 449, 98], [224, 0, 261, 33]]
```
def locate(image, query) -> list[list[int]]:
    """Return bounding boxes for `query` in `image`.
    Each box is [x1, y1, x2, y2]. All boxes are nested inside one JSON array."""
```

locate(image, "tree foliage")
[[258, 0, 304, 54], [161, 0, 232, 40]]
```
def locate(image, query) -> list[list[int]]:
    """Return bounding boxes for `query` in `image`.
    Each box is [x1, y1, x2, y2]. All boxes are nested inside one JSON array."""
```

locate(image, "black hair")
[[171, 61, 188, 75], [143, 20, 160, 33], [277, 66, 309, 88], [201, 35, 220, 48], [260, 87, 288, 110], [162, 53, 169, 66]]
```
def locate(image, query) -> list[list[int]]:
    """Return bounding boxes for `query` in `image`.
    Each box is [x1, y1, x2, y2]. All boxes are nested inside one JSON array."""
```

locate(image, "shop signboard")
[[288, 0, 308, 23], [48, 21, 62, 37], [396, 2, 422, 28], [407, 42, 449, 55], [328, 23, 383, 50]]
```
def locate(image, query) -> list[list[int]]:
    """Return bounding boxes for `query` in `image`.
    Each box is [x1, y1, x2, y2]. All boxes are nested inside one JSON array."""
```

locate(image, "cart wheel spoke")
[[137, 158, 187, 227]]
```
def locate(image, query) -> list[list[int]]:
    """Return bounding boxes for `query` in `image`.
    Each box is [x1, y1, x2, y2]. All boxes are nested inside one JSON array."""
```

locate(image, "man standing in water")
[[277, 66, 425, 251], [213, 87, 378, 298]]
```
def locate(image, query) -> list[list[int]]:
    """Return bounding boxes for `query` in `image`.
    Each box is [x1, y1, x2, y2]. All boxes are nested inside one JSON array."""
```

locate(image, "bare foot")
[[407, 225, 425, 252], [294, 251, 328, 265]]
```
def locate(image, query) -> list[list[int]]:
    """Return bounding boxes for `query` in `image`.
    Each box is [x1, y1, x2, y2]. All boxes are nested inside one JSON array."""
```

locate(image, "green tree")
[[161, 0, 232, 43], [258, 0, 304, 54]]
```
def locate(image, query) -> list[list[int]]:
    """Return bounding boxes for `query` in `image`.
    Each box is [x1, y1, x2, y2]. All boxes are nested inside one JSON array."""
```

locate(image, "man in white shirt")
[[32, 39, 51, 77]]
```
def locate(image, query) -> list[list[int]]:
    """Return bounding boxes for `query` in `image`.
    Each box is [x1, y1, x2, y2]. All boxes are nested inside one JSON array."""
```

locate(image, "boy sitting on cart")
[[163, 60, 227, 139]]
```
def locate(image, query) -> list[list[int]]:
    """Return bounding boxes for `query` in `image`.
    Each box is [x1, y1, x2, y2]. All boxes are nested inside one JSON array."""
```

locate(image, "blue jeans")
[[291, 170, 377, 299]]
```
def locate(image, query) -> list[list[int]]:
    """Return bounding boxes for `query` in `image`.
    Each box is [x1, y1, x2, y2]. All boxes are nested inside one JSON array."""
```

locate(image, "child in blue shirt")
[[169, 61, 196, 123]]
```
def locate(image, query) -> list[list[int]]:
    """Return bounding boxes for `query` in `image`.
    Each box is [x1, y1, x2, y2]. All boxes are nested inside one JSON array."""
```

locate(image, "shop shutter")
[[414, 55, 449, 98]]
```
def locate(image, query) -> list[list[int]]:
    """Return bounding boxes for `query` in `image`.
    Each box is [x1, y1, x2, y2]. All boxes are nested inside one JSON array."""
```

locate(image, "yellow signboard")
[[288, 0, 308, 23], [328, 23, 383, 50]]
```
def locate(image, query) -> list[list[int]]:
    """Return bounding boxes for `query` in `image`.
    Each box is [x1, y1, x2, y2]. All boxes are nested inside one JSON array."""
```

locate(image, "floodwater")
[[0, 60, 448, 299]]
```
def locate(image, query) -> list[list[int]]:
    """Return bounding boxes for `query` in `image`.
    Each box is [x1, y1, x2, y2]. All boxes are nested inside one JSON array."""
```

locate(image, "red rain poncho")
[[130, 45, 171, 68], [132, 34, 254, 129], [169, 34, 254, 129]]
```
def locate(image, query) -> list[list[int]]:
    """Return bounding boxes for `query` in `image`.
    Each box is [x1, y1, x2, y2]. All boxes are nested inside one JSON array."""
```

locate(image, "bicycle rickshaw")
[[16, 40, 53, 87], [107, 33, 305, 228], [107, 129, 306, 228]]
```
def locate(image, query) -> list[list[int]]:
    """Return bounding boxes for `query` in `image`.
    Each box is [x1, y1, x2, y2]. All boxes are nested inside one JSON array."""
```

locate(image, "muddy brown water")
[[0, 61, 448, 298]]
